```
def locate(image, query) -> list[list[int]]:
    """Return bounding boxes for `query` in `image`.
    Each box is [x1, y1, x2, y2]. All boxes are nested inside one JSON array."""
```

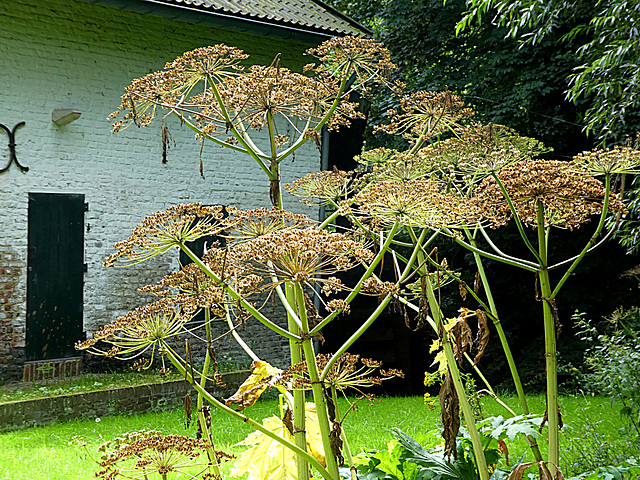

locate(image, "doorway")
[[26, 193, 85, 360]]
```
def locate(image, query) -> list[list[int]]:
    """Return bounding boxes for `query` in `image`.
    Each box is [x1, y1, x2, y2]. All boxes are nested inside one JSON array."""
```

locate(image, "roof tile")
[[152, 0, 366, 36]]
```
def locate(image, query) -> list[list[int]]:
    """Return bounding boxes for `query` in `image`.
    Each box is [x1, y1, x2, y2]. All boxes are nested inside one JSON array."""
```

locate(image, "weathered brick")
[[0, 0, 322, 383]]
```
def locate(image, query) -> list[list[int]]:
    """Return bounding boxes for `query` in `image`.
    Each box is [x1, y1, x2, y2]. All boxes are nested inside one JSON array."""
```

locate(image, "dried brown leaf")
[[439, 372, 460, 461], [474, 309, 490, 365]]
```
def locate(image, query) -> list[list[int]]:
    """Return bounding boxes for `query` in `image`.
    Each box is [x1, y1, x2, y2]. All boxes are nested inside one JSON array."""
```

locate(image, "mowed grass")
[[0, 393, 631, 479]]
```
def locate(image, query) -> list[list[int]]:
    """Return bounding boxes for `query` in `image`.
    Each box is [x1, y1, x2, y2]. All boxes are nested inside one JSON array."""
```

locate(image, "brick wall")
[[0, 0, 321, 382]]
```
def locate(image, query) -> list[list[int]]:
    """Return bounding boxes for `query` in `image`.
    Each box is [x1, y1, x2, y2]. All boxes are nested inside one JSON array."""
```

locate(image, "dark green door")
[[26, 193, 85, 360]]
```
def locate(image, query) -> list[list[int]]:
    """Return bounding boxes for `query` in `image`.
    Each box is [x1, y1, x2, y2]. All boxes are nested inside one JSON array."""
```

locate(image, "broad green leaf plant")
[[78, 36, 640, 479]]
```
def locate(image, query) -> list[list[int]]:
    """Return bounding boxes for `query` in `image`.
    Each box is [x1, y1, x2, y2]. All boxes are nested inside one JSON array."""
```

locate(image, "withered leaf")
[[184, 393, 193, 429], [225, 360, 283, 410], [439, 372, 460, 461], [498, 439, 509, 466], [473, 309, 490, 365]]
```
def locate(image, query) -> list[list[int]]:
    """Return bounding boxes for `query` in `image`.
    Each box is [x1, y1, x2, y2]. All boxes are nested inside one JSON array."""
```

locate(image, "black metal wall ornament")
[[0, 122, 28, 173]]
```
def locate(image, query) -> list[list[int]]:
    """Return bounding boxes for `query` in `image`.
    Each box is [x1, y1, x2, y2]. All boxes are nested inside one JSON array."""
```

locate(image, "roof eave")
[[80, 0, 364, 43]]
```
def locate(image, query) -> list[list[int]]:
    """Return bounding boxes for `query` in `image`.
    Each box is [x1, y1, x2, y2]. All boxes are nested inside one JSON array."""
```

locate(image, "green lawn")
[[0, 393, 632, 479]]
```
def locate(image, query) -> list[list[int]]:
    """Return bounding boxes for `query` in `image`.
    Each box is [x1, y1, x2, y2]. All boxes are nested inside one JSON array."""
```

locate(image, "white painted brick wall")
[[0, 0, 322, 377]]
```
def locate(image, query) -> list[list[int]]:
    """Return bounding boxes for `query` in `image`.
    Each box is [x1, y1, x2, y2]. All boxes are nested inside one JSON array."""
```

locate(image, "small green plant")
[[561, 310, 640, 474]]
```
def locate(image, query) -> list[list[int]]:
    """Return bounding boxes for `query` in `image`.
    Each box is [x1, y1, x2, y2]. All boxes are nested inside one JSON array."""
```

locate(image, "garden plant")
[[76, 35, 640, 479]]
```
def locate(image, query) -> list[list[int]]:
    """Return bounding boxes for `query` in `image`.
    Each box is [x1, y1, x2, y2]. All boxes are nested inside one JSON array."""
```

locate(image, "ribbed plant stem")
[[466, 232, 544, 462], [423, 280, 490, 480], [294, 282, 340, 480], [163, 346, 334, 480], [194, 308, 223, 477], [536, 200, 559, 471], [286, 282, 309, 480]]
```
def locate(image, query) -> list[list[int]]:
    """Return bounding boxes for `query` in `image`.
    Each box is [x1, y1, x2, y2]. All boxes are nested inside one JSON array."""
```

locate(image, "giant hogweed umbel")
[[79, 35, 640, 480]]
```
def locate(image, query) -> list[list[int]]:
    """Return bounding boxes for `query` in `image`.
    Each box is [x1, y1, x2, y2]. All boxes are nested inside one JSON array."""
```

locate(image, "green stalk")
[[465, 231, 544, 462], [490, 172, 543, 264], [276, 63, 351, 164], [286, 282, 310, 480], [550, 174, 611, 296], [423, 279, 490, 480], [310, 222, 400, 336], [294, 282, 341, 480], [178, 244, 300, 342], [407, 229, 489, 478], [224, 303, 261, 361], [452, 234, 539, 272], [536, 200, 559, 471], [196, 308, 223, 477], [163, 346, 334, 480], [266, 111, 283, 209], [330, 386, 357, 480], [321, 294, 394, 380]]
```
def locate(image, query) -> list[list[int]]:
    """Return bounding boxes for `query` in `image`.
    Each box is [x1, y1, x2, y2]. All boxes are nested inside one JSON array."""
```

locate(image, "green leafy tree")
[[324, 0, 594, 156], [457, 0, 640, 142]]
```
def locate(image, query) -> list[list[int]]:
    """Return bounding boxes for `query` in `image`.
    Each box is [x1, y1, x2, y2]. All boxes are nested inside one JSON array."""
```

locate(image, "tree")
[[457, 0, 640, 142], [324, 0, 594, 156]]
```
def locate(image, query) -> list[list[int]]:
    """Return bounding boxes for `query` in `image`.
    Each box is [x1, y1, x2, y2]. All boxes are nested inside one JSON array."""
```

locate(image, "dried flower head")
[[229, 226, 374, 292], [223, 207, 312, 243], [473, 159, 627, 229], [94, 430, 233, 479], [417, 123, 550, 180], [571, 145, 640, 175], [306, 36, 396, 89], [285, 169, 356, 206], [281, 353, 403, 395], [375, 90, 473, 142], [104, 203, 226, 267], [75, 301, 187, 364], [199, 64, 360, 135], [349, 180, 484, 230], [110, 45, 248, 132], [141, 261, 227, 317]]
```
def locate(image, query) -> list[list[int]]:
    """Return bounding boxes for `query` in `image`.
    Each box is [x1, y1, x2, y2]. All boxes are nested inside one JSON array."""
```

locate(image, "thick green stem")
[[286, 283, 310, 480], [466, 231, 544, 462], [294, 283, 341, 480], [536, 200, 559, 471], [196, 308, 223, 476], [330, 386, 357, 480], [423, 281, 490, 480]]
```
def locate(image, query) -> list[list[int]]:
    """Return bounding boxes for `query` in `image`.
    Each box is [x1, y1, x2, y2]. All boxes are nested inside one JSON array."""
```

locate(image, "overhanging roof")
[[81, 0, 370, 43]]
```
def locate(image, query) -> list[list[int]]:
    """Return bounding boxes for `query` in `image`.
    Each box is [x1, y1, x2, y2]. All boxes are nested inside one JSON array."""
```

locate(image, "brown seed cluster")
[[281, 353, 403, 395], [230, 226, 374, 289], [95, 430, 233, 479], [285, 169, 355, 206], [416, 123, 550, 187], [348, 180, 484, 230], [305, 36, 396, 89], [109, 45, 248, 133], [375, 90, 473, 142], [110, 38, 387, 140], [473, 159, 627, 229], [104, 203, 226, 267], [571, 145, 640, 175], [141, 261, 227, 318], [75, 301, 187, 361]]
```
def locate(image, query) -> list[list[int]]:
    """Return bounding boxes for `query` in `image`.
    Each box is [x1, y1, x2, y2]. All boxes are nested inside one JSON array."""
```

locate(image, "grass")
[[0, 393, 634, 479]]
